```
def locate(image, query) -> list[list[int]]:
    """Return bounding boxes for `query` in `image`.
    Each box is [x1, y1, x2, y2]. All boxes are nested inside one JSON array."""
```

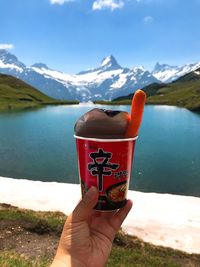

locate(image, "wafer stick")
[[126, 89, 146, 137]]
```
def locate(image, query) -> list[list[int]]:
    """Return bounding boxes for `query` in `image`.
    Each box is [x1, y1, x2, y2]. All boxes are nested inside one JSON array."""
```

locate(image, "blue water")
[[0, 104, 200, 197]]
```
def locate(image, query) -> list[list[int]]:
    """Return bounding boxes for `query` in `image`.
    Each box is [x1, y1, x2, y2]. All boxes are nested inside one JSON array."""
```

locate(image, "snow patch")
[[152, 62, 200, 82], [111, 73, 128, 89], [101, 56, 112, 67], [30, 67, 73, 84], [0, 59, 23, 73], [194, 70, 200, 75], [153, 69, 178, 82], [132, 66, 146, 73], [0, 176, 200, 254]]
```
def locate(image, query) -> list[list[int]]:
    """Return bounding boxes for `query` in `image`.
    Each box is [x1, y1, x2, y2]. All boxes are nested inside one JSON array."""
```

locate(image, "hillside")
[[1, 204, 200, 267], [114, 83, 167, 100], [112, 69, 200, 111], [0, 74, 78, 111], [147, 69, 200, 111]]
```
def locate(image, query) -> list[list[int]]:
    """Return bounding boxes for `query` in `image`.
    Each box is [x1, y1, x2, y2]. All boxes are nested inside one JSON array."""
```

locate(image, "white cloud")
[[50, 0, 74, 5], [0, 43, 14, 50], [143, 15, 154, 23], [92, 0, 124, 11]]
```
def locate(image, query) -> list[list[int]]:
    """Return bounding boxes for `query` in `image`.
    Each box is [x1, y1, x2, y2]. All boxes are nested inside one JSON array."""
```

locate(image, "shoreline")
[[0, 101, 80, 112], [94, 101, 200, 112], [1, 101, 200, 113], [0, 176, 200, 254]]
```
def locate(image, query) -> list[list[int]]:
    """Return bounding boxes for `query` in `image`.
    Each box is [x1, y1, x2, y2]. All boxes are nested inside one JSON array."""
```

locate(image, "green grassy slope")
[[108, 70, 200, 111], [0, 204, 200, 267], [147, 80, 200, 111], [113, 83, 167, 101], [0, 73, 78, 111]]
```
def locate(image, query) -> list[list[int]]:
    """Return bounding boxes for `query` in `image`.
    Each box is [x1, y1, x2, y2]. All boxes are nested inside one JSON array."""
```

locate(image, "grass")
[[95, 81, 200, 111], [1, 71, 200, 112], [96, 73, 200, 111], [0, 204, 200, 267], [0, 73, 79, 111], [147, 80, 200, 111], [0, 251, 50, 267], [1, 70, 200, 112], [0, 203, 66, 234], [92, 81, 200, 111], [108, 231, 200, 267]]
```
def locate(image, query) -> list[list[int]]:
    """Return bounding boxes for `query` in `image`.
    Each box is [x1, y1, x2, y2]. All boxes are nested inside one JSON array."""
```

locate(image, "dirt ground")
[[1, 204, 200, 267], [0, 205, 61, 262]]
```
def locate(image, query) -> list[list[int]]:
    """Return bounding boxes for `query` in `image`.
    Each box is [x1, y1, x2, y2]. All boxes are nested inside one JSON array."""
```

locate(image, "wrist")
[[51, 254, 86, 267]]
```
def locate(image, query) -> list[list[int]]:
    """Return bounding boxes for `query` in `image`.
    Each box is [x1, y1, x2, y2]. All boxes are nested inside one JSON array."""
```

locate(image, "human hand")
[[51, 186, 132, 267]]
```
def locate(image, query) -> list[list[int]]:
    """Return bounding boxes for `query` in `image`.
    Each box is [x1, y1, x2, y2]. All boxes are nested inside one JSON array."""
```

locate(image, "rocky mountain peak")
[[0, 49, 25, 68], [31, 63, 49, 69], [152, 62, 178, 73], [100, 55, 121, 70]]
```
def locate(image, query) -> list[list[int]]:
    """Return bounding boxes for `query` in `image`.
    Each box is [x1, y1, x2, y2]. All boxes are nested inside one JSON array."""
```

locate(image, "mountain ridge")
[[1, 49, 200, 102], [0, 50, 159, 101], [152, 61, 200, 83]]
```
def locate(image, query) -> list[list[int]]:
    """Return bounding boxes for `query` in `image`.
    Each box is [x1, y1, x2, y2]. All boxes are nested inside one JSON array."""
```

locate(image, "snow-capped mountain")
[[152, 62, 200, 83], [0, 50, 158, 101], [2, 49, 200, 101], [0, 49, 25, 72]]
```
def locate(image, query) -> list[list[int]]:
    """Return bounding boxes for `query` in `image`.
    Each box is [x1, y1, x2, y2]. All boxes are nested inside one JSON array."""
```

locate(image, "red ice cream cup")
[[74, 135, 138, 211]]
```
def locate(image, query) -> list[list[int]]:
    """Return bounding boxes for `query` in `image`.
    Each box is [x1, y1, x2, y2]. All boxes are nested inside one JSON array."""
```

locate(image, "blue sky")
[[1, 0, 200, 73]]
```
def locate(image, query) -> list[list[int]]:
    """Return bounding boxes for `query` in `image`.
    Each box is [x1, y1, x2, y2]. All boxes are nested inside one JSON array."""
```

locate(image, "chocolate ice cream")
[[74, 108, 129, 139]]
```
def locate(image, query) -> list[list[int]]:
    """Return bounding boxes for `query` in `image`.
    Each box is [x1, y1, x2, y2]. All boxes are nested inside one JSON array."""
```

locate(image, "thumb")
[[70, 186, 99, 222]]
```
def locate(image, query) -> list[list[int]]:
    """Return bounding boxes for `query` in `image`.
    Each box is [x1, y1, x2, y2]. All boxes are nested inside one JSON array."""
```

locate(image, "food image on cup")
[[106, 181, 128, 205], [74, 89, 146, 211]]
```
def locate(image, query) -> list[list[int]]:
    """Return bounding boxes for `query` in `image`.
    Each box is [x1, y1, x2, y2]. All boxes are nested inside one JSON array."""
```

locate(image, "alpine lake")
[[0, 104, 200, 197]]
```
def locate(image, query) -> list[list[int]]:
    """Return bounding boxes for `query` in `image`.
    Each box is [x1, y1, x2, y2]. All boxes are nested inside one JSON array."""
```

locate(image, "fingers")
[[109, 199, 133, 232], [70, 186, 99, 222]]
